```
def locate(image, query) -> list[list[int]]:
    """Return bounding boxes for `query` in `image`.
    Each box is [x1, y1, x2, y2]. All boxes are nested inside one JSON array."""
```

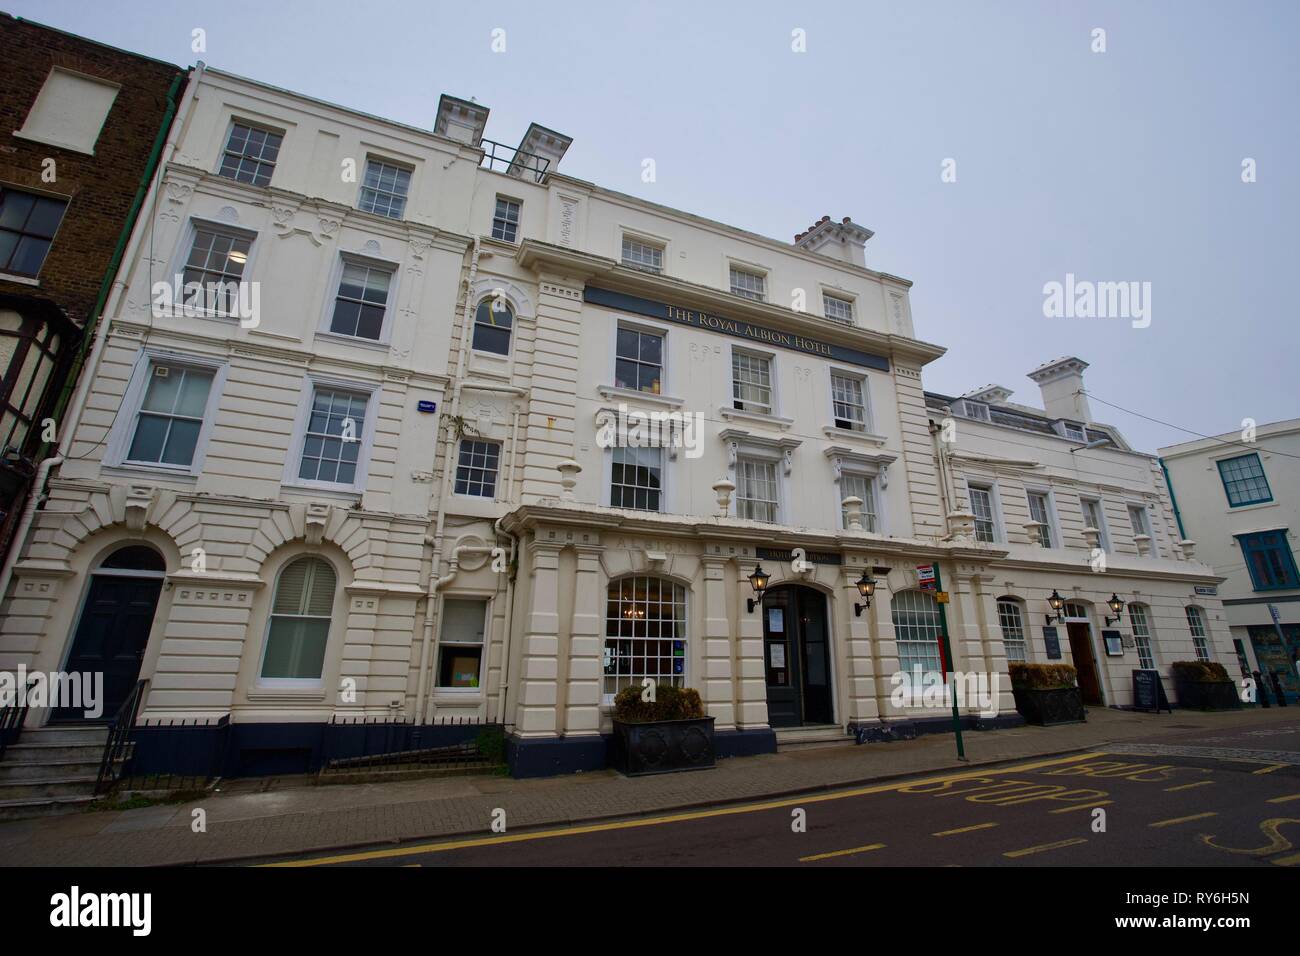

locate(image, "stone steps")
[[0, 724, 112, 820]]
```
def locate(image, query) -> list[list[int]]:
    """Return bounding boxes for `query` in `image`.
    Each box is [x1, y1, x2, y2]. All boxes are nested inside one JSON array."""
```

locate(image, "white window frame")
[[1186, 605, 1212, 661], [453, 437, 503, 500], [822, 291, 855, 325], [839, 468, 880, 532], [317, 251, 401, 348], [828, 367, 872, 432], [607, 443, 666, 513], [1130, 602, 1156, 670], [611, 320, 668, 396], [728, 263, 767, 301], [966, 480, 1003, 543], [491, 195, 522, 243], [435, 596, 490, 693], [356, 156, 413, 220], [470, 294, 515, 357], [281, 375, 381, 494], [1128, 503, 1159, 556], [1079, 496, 1111, 552], [730, 346, 776, 417], [735, 452, 782, 523], [215, 118, 285, 187], [997, 597, 1029, 662], [1026, 487, 1061, 548], [602, 576, 689, 704], [255, 554, 338, 689], [164, 217, 261, 323], [102, 348, 228, 477], [620, 233, 665, 274]]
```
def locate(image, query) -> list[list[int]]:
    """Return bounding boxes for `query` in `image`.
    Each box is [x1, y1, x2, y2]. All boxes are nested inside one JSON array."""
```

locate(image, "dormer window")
[[953, 399, 990, 422], [1055, 420, 1087, 441]]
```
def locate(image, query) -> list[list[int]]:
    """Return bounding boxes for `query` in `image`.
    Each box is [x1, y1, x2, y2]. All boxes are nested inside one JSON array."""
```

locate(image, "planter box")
[[610, 717, 715, 776], [1174, 679, 1241, 711], [1011, 686, 1087, 726]]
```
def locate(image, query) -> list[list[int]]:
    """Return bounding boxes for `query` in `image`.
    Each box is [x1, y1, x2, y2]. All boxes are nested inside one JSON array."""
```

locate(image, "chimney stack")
[[1027, 357, 1092, 423], [434, 95, 489, 147], [794, 215, 874, 267]]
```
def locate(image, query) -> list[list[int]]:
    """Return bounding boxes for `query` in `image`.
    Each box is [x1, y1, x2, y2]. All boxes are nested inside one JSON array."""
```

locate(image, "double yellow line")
[[263, 751, 1106, 867]]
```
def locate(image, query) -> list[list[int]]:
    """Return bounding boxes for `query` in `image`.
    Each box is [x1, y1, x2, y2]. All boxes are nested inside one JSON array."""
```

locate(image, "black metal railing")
[[479, 139, 551, 182], [0, 677, 37, 762], [94, 679, 147, 794], [320, 715, 500, 776]]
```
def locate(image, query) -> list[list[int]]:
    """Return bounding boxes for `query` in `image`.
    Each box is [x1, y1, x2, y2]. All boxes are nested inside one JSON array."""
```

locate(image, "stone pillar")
[[734, 563, 769, 729], [973, 574, 1017, 717], [872, 571, 905, 720], [562, 544, 603, 735], [513, 540, 561, 736], [700, 556, 737, 731], [842, 563, 878, 724], [948, 565, 987, 679]]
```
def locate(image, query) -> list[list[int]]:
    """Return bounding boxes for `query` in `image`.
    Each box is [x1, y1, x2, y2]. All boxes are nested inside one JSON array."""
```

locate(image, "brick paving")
[[0, 707, 1295, 866]]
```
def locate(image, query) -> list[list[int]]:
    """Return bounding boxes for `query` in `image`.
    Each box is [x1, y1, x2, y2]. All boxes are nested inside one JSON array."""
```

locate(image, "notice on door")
[[769, 643, 785, 668], [768, 608, 784, 632]]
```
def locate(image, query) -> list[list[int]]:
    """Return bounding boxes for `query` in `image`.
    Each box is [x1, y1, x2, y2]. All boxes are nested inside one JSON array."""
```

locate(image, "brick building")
[[0, 14, 186, 562]]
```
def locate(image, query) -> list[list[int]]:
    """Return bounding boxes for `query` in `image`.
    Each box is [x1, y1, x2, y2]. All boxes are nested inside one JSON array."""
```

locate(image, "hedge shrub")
[[1008, 662, 1078, 690], [613, 683, 706, 723], [1171, 660, 1232, 684]]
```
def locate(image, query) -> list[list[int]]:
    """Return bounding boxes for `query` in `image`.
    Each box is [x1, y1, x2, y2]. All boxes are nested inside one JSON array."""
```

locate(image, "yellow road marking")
[[1004, 837, 1087, 858], [933, 822, 998, 837], [1164, 781, 1215, 792], [1050, 800, 1113, 814], [1253, 764, 1287, 775], [262, 751, 1107, 867], [1270, 851, 1300, 866], [799, 843, 886, 862], [1150, 812, 1217, 828], [1267, 794, 1300, 804]]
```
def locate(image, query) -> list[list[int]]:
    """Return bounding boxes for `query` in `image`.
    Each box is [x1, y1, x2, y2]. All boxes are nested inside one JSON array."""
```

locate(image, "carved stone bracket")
[[305, 502, 332, 546]]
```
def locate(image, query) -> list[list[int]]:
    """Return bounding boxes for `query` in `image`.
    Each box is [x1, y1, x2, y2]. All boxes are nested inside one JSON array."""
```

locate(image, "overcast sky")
[[11, 0, 1297, 453]]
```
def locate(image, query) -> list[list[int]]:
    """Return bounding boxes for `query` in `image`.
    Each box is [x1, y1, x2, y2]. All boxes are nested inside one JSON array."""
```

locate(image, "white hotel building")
[[0, 66, 1236, 779]]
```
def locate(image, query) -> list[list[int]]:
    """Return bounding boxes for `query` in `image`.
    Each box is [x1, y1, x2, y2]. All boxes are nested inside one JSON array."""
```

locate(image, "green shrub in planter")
[[612, 684, 705, 723], [1170, 660, 1240, 710], [1008, 663, 1085, 725], [610, 684, 714, 776], [1009, 662, 1078, 690]]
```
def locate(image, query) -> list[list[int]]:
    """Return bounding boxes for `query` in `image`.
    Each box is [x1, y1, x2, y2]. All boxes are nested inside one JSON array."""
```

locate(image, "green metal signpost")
[[928, 562, 966, 760]]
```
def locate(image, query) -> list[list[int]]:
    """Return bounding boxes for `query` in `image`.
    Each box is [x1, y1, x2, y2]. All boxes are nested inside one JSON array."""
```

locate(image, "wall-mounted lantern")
[[1104, 593, 1126, 626], [1044, 588, 1066, 626], [746, 564, 770, 613], [853, 570, 876, 617]]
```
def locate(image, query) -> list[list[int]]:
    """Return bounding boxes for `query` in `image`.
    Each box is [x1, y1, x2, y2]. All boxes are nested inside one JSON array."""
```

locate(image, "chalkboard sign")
[[1132, 669, 1171, 714], [1042, 626, 1062, 660]]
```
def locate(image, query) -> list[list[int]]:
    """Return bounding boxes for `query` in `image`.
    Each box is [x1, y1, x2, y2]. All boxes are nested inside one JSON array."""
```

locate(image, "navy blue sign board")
[[1042, 626, 1062, 660], [1132, 669, 1172, 714], [583, 287, 891, 372], [417, 400, 437, 413]]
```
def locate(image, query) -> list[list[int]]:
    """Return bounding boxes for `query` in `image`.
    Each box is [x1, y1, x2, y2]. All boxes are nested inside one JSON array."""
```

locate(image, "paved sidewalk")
[[1, 707, 1296, 866]]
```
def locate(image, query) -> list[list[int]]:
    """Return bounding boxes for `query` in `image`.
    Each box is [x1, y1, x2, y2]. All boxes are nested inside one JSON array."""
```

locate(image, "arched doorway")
[[55, 544, 165, 722], [761, 585, 833, 727]]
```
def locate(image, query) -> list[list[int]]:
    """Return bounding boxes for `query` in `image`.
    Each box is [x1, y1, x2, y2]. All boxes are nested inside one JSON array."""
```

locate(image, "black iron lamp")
[[746, 564, 770, 613], [1044, 588, 1066, 626], [853, 570, 876, 617], [1105, 593, 1126, 626]]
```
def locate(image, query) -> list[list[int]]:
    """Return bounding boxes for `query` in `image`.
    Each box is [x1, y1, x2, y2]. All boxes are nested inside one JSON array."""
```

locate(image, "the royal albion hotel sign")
[[584, 287, 891, 372]]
